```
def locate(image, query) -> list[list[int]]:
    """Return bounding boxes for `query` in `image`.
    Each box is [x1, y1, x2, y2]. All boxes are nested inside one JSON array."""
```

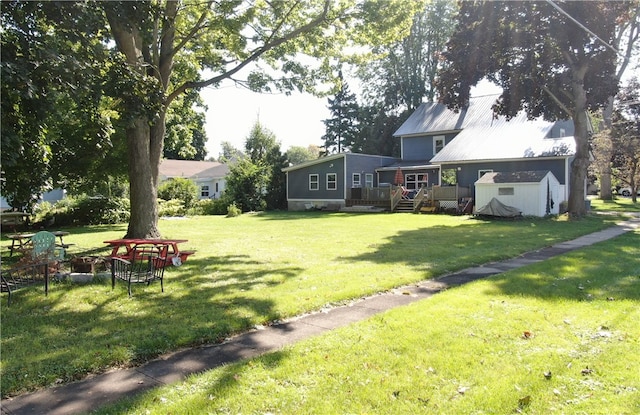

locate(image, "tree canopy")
[[437, 0, 631, 217], [1, 0, 418, 236]]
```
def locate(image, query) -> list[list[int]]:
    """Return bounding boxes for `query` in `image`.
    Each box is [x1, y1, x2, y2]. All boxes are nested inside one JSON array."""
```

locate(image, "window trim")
[[352, 173, 361, 188], [326, 173, 337, 190], [365, 173, 374, 188], [433, 135, 445, 154], [309, 174, 319, 191]]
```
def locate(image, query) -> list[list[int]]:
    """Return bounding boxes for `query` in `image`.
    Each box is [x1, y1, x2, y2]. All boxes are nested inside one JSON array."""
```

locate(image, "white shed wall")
[[475, 173, 561, 217]]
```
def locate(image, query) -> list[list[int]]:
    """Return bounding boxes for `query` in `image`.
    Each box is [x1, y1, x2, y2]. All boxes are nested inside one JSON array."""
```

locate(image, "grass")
[[95, 230, 640, 415], [0, 212, 629, 398], [589, 196, 640, 213]]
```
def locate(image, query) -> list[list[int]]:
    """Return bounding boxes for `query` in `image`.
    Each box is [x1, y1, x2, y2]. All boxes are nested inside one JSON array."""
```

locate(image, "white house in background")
[[159, 159, 230, 200]]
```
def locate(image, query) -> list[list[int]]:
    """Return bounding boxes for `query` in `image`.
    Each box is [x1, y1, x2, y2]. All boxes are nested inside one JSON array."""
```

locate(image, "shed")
[[475, 170, 561, 217]]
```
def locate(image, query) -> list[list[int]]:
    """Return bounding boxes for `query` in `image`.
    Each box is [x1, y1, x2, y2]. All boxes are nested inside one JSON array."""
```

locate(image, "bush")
[[35, 195, 130, 226], [158, 199, 186, 217], [192, 198, 229, 215], [158, 178, 199, 209], [226, 203, 242, 217]]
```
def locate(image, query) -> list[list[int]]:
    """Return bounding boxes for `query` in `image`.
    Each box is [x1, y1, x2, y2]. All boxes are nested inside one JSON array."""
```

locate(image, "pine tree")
[[322, 72, 360, 154]]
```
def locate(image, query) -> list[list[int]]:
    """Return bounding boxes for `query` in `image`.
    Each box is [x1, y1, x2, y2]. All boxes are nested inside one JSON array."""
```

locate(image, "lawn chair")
[[27, 231, 65, 273], [111, 247, 166, 297]]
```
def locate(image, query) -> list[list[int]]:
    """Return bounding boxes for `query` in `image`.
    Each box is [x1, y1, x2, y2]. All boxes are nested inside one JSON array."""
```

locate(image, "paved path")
[[2, 216, 638, 415]]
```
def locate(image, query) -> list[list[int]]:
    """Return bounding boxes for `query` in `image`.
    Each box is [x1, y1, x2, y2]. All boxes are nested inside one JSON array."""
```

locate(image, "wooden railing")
[[413, 187, 427, 211], [390, 186, 403, 211]]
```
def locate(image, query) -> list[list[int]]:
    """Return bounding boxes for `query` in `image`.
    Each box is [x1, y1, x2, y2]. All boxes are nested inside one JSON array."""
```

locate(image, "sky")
[[201, 79, 503, 160], [202, 82, 329, 159]]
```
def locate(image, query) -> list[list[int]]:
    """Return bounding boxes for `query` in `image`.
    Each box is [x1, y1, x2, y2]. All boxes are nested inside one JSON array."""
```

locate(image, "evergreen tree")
[[322, 72, 360, 154]]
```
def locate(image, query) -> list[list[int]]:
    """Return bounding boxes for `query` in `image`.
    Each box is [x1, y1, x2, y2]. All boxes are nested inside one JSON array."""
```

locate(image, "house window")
[[215, 182, 219, 193], [405, 173, 428, 190], [309, 174, 319, 191], [433, 135, 445, 154], [352, 173, 361, 188], [559, 128, 566, 137], [327, 173, 337, 190], [498, 187, 514, 195], [201, 185, 209, 197], [478, 169, 493, 179], [365, 174, 374, 188]]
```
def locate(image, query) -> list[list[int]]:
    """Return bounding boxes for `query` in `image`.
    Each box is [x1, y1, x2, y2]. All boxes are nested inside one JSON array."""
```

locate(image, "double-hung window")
[[365, 173, 374, 188], [326, 173, 337, 190], [433, 135, 445, 154], [352, 173, 361, 188], [201, 185, 209, 197], [309, 174, 319, 191]]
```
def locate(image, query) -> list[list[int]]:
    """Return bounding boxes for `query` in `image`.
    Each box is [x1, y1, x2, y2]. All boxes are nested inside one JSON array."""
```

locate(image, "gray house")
[[284, 94, 579, 215], [283, 153, 397, 211]]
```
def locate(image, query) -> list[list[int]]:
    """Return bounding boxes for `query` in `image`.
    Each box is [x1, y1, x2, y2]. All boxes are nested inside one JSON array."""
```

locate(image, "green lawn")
[[95, 230, 640, 415], [589, 196, 640, 213], [0, 212, 629, 398]]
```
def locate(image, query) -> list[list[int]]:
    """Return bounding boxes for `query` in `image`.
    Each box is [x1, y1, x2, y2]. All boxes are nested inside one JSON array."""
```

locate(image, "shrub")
[[158, 199, 186, 217], [35, 195, 130, 226], [226, 203, 242, 217], [192, 198, 229, 215], [158, 178, 199, 209]]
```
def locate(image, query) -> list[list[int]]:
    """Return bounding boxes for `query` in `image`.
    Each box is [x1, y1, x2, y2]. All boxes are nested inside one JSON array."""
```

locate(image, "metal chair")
[[30, 231, 65, 262], [111, 247, 166, 297]]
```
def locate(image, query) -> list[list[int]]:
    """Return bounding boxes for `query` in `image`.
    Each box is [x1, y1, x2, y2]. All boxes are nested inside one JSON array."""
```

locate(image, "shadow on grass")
[[0, 252, 303, 398], [486, 232, 640, 302], [339, 216, 619, 274]]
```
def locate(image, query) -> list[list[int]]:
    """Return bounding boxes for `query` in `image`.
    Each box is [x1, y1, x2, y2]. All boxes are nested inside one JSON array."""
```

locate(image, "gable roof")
[[475, 170, 556, 184], [395, 94, 575, 163], [159, 159, 229, 179]]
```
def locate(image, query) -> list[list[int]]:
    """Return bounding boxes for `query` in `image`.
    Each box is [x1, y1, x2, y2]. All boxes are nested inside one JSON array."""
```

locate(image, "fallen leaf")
[[581, 367, 593, 376], [457, 386, 470, 395], [518, 395, 531, 408], [544, 370, 552, 379], [522, 331, 533, 339]]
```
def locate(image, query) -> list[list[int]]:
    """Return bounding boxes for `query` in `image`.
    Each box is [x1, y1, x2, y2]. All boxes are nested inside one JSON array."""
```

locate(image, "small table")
[[6, 233, 35, 257], [104, 238, 194, 268]]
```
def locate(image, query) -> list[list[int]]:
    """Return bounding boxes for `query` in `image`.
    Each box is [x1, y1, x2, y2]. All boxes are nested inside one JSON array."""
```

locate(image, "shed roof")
[[475, 170, 556, 184]]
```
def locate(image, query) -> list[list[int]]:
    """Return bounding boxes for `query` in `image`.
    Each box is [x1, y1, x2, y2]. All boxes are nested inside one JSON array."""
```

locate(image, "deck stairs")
[[394, 199, 415, 213]]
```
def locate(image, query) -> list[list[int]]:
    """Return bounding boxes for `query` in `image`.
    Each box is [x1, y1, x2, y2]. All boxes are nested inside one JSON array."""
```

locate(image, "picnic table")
[[1, 211, 30, 232], [104, 238, 194, 268], [6, 231, 71, 257]]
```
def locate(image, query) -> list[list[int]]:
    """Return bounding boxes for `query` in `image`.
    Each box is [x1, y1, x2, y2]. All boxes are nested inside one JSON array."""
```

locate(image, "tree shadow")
[[485, 233, 640, 302], [0, 252, 303, 398]]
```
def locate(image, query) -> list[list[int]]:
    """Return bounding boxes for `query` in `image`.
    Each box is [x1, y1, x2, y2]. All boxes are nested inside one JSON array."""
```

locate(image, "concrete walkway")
[[2, 216, 638, 415]]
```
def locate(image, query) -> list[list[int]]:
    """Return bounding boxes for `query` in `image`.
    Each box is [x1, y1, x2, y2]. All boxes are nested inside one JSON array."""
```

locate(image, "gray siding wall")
[[287, 157, 345, 199], [401, 133, 457, 161], [347, 155, 397, 187], [442, 159, 569, 192]]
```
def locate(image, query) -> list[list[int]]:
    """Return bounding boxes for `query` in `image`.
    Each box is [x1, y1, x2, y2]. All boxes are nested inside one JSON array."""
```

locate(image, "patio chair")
[[111, 247, 166, 297], [28, 231, 65, 273]]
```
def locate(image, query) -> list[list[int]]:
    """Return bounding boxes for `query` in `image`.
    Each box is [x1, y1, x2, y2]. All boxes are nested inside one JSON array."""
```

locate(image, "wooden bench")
[[1, 261, 51, 306]]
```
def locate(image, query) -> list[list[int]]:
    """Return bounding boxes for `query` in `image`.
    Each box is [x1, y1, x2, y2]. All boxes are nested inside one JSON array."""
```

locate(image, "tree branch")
[[166, 0, 330, 104]]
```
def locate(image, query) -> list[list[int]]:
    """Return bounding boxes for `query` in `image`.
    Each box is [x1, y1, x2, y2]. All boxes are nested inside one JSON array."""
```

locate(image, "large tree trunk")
[[567, 71, 590, 218], [125, 118, 161, 239], [598, 96, 615, 200]]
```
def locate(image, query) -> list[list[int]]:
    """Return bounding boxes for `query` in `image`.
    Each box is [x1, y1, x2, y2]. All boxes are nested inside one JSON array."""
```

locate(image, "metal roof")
[[394, 94, 575, 163]]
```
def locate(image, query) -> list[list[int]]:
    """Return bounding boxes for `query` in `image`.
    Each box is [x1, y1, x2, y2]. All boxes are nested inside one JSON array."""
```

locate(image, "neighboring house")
[[284, 94, 580, 216], [159, 159, 229, 200], [282, 153, 397, 211]]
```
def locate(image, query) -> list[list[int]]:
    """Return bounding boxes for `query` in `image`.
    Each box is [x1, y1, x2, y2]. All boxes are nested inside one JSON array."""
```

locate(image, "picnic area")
[[1, 204, 639, 413]]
